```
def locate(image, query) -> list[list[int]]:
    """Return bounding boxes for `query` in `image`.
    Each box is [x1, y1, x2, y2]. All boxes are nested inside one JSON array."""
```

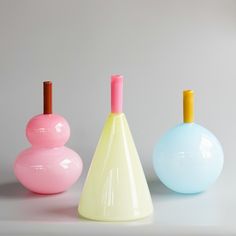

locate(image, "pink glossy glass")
[[111, 75, 123, 113], [14, 114, 83, 194]]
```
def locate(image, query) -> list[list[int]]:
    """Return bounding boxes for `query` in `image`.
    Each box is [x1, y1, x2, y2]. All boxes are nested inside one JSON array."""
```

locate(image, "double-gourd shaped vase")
[[14, 81, 83, 194]]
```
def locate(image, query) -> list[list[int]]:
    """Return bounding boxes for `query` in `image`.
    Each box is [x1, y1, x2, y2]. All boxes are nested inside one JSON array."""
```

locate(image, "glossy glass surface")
[[14, 146, 83, 194], [153, 123, 224, 194], [79, 113, 153, 221], [15, 114, 83, 194], [26, 114, 70, 148]]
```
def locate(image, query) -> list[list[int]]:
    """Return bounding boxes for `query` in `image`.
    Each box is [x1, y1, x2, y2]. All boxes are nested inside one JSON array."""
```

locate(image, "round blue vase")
[[153, 123, 224, 194]]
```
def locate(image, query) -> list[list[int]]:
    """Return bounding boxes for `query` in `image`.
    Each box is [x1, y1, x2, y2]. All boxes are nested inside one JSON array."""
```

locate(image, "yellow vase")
[[78, 75, 153, 221]]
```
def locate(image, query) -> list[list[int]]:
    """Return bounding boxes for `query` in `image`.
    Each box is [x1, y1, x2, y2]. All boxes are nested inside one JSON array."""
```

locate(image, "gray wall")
[[0, 0, 235, 181]]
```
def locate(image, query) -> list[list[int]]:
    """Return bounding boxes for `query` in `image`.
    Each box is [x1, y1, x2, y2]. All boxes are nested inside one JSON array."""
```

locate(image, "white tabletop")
[[0, 165, 235, 236]]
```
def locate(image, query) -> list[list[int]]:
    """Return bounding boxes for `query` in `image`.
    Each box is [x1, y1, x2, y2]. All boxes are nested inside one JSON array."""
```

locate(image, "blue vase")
[[153, 90, 224, 194]]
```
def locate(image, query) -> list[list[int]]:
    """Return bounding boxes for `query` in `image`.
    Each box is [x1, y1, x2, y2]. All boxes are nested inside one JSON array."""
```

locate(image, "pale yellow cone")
[[78, 113, 153, 221]]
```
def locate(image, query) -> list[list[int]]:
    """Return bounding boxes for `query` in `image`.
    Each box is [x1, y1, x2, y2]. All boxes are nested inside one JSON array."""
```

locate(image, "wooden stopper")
[[43, 81, 52, 114]]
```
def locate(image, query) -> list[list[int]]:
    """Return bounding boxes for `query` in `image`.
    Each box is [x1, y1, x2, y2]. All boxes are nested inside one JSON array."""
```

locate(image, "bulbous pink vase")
[[14, 81, 83, 194]]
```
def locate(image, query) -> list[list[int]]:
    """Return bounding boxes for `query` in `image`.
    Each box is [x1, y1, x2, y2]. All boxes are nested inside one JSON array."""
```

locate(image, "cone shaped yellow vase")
[[78, 75, 153, 221]]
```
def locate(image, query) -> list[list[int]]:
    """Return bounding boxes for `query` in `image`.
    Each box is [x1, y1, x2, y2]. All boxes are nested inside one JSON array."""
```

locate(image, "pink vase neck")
[[111, 75, 123, 113]]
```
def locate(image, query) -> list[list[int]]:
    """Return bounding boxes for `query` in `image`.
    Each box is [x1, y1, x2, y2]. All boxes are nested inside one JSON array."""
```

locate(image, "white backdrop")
[[0, 0, 235, 182]]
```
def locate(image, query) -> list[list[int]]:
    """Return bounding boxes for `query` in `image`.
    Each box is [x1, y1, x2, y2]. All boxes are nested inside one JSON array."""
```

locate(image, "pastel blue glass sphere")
[[153, 123, 224, 194]]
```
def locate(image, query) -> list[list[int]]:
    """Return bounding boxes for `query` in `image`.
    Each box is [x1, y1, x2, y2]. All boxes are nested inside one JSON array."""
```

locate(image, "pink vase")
[[14, 82, 83, 194]]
